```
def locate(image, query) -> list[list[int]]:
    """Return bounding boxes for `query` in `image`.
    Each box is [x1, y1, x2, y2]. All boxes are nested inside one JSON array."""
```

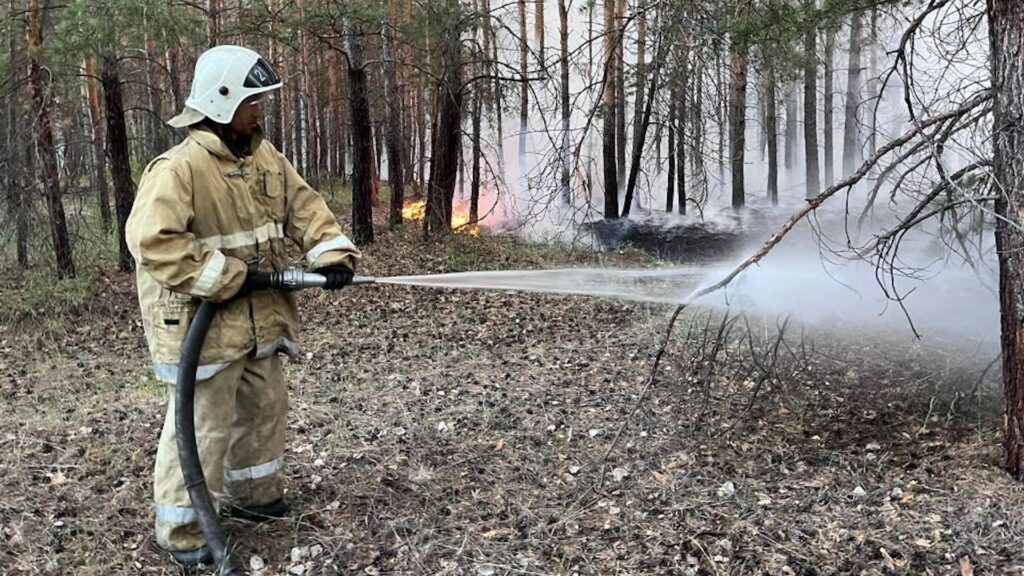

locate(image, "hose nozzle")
[[269, 268, 376, 290]]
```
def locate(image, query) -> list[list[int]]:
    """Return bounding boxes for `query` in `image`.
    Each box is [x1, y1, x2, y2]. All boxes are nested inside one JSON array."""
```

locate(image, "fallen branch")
[[685, 91, 992, 305]]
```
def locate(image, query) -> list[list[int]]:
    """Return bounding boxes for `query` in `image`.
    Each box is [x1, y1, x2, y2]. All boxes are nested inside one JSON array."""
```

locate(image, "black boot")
[[224, 498, 289, 523], [166, 545, 213, 566]]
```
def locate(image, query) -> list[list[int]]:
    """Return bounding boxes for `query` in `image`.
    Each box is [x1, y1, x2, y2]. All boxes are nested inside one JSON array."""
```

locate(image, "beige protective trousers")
[[153, 353, 287, 551]]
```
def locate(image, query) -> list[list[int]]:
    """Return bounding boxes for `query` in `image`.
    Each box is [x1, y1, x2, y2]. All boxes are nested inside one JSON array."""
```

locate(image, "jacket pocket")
[[150, 297, 194, 364], [260, 169, 288, 269], [261, 169, 287, 221]]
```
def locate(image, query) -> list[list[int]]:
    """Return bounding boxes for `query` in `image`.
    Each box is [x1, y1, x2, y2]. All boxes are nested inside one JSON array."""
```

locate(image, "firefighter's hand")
[[315, 264, 354, 290]]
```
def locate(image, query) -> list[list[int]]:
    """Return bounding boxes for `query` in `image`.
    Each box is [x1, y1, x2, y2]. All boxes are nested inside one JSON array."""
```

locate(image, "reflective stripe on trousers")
[[152, 353, 288, 551]]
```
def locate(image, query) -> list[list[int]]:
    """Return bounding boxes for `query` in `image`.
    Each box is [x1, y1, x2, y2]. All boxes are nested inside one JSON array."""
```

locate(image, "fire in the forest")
[[401, 199, 481, 236]]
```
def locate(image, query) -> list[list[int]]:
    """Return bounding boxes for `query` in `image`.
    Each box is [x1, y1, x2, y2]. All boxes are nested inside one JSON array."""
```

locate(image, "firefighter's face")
[[230, 94, 263, 137]]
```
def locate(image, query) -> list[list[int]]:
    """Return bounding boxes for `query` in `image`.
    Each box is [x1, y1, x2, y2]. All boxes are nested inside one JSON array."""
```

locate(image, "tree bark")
[[633, 0, 646, 169], [803, 1, 821, 200], [677, 58, 686, 215], [622, 58, 660, 217], [823, 27, 836, 187], [558, 0, 571, 205], [867, 7, 879, 164], [536, 0, 545, 64], [487, 0, 506, 181], [327, 49, 342, 177], [843, 10, 864, 177], [347, 29, 375, 245], [691, 58, 706, 200], [602, 0, 618, 217], [145, 32, 164, 158], [729, 39, 748, 210], [615, 0, 626, 191], [417, 78, 427, 196], [207, 0, 220, 47], [166, 43, 184, 113], [299, 2, 320, 189], [518, 0, 529, 172], [766, 56, 779, 205], [989, 0, 1024, 479], [382, 0, 405, 228], [28, 0, 74, 278], [83, 57, 112, 231], [6, 0, 27, 267], [425, 10, 463, 236], [667, 87, 675, 213], [101, 56, 136, 273], [470, 84, 482, 222], [784, 81, 798, 170]]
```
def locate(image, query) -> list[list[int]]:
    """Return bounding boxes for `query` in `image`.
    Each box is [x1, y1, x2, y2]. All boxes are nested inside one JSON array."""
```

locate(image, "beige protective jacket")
[[126, 127, 360, 383]]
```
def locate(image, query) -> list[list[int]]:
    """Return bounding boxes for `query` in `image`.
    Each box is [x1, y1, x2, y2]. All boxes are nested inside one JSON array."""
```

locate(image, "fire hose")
[[175, 269, 375, 575]]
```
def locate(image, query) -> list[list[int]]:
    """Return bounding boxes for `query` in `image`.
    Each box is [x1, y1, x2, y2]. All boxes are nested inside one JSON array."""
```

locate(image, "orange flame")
[[401, 199, 480, 236]]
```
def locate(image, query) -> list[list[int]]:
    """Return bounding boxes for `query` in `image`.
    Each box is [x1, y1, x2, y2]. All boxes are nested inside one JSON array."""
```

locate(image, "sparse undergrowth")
[[0, 227, 1019, 576]]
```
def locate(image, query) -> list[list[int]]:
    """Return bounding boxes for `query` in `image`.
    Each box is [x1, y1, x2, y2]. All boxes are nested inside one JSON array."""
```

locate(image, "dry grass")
[[0, 230, 1020, 576]]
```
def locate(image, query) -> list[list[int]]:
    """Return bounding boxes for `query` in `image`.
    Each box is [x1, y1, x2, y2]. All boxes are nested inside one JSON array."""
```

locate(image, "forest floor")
[[1, 222, 1021, 576]]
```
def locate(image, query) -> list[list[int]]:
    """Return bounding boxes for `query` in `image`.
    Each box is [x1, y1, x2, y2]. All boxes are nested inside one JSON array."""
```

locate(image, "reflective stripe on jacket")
[[126, 127, 360, 382]]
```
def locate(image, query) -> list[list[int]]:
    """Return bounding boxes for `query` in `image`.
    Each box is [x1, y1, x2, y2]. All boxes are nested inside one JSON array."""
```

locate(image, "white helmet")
[[167, 45, 282, 128]]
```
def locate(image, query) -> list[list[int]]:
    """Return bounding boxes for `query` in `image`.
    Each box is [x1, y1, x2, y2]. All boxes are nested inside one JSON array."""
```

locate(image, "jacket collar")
[[189, 125, 264, 162]]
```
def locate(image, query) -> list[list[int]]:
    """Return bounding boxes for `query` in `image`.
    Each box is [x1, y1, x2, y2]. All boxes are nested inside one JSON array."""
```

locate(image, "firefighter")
[[125, 45, 360, 565]]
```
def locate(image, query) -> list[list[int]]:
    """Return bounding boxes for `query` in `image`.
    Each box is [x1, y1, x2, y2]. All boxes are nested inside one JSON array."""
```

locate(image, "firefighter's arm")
[[280, 155, 362, 271], [126, 160, 248, 301]]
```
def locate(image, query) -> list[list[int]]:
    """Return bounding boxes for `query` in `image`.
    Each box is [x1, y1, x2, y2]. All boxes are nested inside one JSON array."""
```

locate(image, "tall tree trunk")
[[487, 0, 506, 181], [327, 50, 341, 177], [417, 80, 427, 195], [166, 43, 184, 113], [717, 47, 726, 181], [83, 57, 112, 231], [615, 0, 626, 191], [299, 3, 320, 189], [666, 86, 675, 213], [207, 0, 220, 47], [470, 84, 482, 222], [691, 59, 706, 201], [586, 0, 595, 199], [989, 0, 1024, 479], [729, 40, 748, 210], [633, 0, 646, 166], [100, 56, 136, 273], [867, 7, 879, 165], [425, 13, 463, 236], [558, 0, 571, 205], [27, 0, 74, 278], [803, 1, 821, 200], [374, 120, 384, 183], [280, 51, 292, 161], [404, 84, 416, 192], [382, 0, 405, 228], [267, 20, 282, 149], [6, 0, 27, 267], [536, 0, 545, 64], [843, 10, 864, 177], [145, 32, 164, 158], [518, 0, 529, 173], [823, 27, 836, 186], [758, 73, 768, 161], [784, 81, 798, 170], [347, 26, 375, 244], [765, 56, 779, 205], [677, 58, 686, 215], [623, 50, 662, 216], [602, 0, 618, 217]]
